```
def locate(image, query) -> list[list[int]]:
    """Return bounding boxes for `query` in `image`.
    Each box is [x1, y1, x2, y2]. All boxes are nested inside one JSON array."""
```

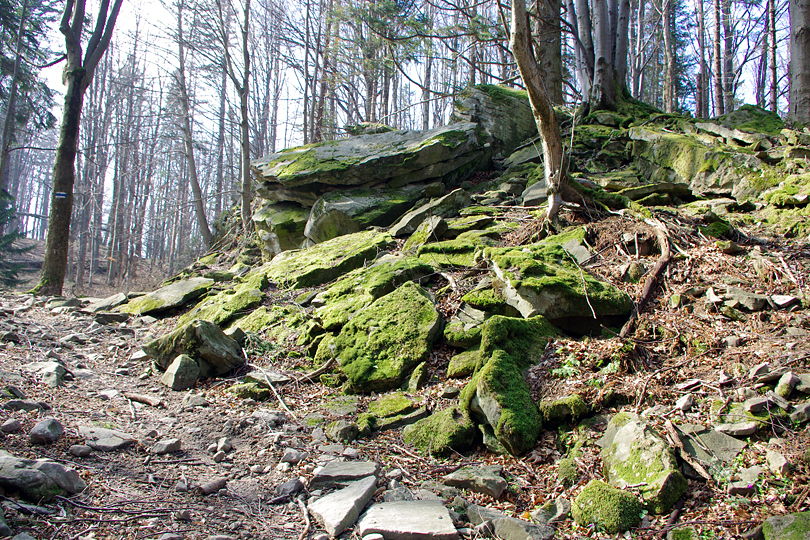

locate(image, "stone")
[[0, 451, 86, 501], [676, 425, 746, 481], [119, 277, 214, 315], [280, 449, 308, 464], [675, 394, 694, 412], [29, 418, 64, 445], [252, 201, 309, 258], [715, 422, 759, 437], [69, 445, 92, 457], [728, 466, 762, 496], [78, 426, 137, 451], [769, 295, 801, 309], [198, 477, 227, 495], [766, 449, 789, 476], [790, 402, 810, 424], [383, 486, 415, 502], [572, 479, 643, 534], [390, 189, 472, 237], [761, 511, 810, 540], [744, 396, 777, 414], [310, 461, 380, 489], [160, 355, 200, 391], [151, 439, 182, 455], [275, 478, 305, 498], [796, 374, 810, 393], [490, 516, 555, 540], [357, 501, 459, 540], [25, 361, 67, 387], [403, 407, 477, 457], [0, 511, 9, 537], [85, 292, 128, 312], [1, 419, 21, 433], [537, 394, 589, 426], [442, 465, 507, 499], [305, 184, 426, 244], [144, 320, 244, 378], [326, 420, 359, 443], [531, 497, 570, 524], [600, 412, 687, 513], [749, 362, 772, 380], [182, 393, 209, 408], [724, 287, 769, 311], [775, 372, 800, 399], [308, 476, 377, 536], [332, 282, 441, 392]]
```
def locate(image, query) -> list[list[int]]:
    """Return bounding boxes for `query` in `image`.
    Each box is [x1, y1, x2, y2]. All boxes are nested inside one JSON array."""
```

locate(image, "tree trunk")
[[533, 0, 563, 104], [721, 0, 734, 112], [790, 0, 810, 122], [662, 0, 676, 112], [768, 0, 778, 112], [712, 0, 724, 114], [695, 0, 709, 116], [510, 0, 565, 222], [590, 0, 616, 109], [38, 74, 85, 295]]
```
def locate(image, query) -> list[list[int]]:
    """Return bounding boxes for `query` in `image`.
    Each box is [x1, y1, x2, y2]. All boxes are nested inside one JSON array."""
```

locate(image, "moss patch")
[[717, 104, 784, 135], [447, 349, 481, 379], [479, 315, 558, 369], [333, 282, 441, 393], [572, 479, 643, 533], [402, 406, 477, 456], [538, 394, 589, 426], [367, 392, 417, 417]]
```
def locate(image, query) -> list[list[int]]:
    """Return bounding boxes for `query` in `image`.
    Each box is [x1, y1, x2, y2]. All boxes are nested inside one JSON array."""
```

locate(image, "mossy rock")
[[461, 288, 515, 315], [667, 528, 696, 540], [762, 511, 810, 540], [403, 216, 449, 253], [118, 277, 214, 316], [416, 227, 503, 268], [556, 456, 579, 486], [447, 349, 481, 379], [228, 305, 309, 345], [572, 479, 643, 533], [461, 350, 541, 456], [143, 320, 244, 378], [483, 240, 632, 327], [717, 104, 784, 136], [402, 406, 477, 456], [314, 256, 433, 331], [252, 201, 309, 259], [261, 230, 395, 289], [479, 315, 559, 370], [600, 412, 688, 513], [367, 392, 417, 417], [177, 281, 264, 328], [538, 394, 589, 426], [764, 174, 810, 207], [333, 282, 442, 393], [227, 382, 272, 401], [444, 318, 483, 348]]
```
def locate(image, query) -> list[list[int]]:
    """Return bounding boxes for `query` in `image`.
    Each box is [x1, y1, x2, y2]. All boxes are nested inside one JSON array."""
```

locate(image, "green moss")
[[557, 456, 579, 486], [764, 174, 810, 207], [475, 83, 528, 103], [262, 230, 395, 289], [762, 512, 810, 540], [227, 382, 272, 400], [334, 282, 441, 393], [461, 288, 511, 314], [667, 528, 696, 540], [447, 349, 481, 379], [228, 305, 308, 345], [315, 256, 433, 330], [718, 104, 784, 135], [367, 392, 416, 417], [459, 205, 506, 216], [572, 479, 643, 533], [177, 282, 264, 328], [538, 394, 589, 426], [402, 406, 477, 456], [479, 315, 559, 370], [197, 253, 219, 266], [444, 320, 482, 348], [461, 350, 542, 455], [356, 413, 376, 435]]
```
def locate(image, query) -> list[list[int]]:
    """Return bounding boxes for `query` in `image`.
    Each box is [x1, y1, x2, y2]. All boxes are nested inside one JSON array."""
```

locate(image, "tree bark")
[[712, 0, 724, 114], [790, 0, 810, 122], [768, 0, 778, 112], [511, 0, 565, 222], [695, 0, 709, 116], [533, 0, 563, 103]]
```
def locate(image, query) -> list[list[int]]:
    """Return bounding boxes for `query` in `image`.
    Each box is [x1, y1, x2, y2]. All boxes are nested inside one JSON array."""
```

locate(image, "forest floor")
[[1, 208, 809, 539]]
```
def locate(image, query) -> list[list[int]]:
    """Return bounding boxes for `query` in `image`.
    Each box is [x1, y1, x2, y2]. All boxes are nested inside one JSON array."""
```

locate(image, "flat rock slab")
[[310, 461, 379, 489], [308, 476, 377, 536], [0, 451, 85, 501], [79, 426, 137, 451], [442, 465, 507, 498], [358, 501, 459, 540], [119, 277, 213, 315]]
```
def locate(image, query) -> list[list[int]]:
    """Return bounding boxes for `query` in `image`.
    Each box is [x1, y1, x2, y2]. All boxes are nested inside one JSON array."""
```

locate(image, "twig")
[[296, 496, 311, 540], [267, 379, 297, 421], [663, 420, 713, 484], [620, 217, 672, 339], [634, 356, 695, 412], [294, 358, 336, 384]]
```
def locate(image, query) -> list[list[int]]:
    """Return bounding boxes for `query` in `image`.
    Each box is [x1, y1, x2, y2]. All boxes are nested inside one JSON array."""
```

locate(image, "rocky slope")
[[1, 88, 809, 539]]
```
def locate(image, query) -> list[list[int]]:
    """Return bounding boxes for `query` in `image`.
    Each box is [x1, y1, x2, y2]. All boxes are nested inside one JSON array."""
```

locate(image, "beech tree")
[[511, 0, 565, 222], [790, 0, 809, 122], [34, 0, 123, 295]]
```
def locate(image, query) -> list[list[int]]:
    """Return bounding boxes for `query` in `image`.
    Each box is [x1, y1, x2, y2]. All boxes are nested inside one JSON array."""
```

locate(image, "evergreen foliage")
[[0, 190, 31, 287]]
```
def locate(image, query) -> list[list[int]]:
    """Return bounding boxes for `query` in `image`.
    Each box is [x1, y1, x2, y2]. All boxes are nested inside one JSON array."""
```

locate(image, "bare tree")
[[34, 0, 123, 296], [790, 0, 809, 122]]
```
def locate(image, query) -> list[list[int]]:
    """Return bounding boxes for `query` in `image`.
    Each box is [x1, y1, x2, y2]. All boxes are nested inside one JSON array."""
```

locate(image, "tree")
[[790, 0, 810, 122], [510, 0, 566, 222], [33, 0, 123, 295]]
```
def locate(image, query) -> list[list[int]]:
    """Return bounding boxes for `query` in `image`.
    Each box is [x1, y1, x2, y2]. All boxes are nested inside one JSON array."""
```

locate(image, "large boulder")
[[253, 123, 486, 192], [261, 230, 395, 289], [144, 319, 244, 377], [177, 277, 266, 328], [329, 282, 442, 392], [461, 350, 541, 456], [403, 407, 477, 456], [572, 479, 643, 534], [599, 412, 687, 514], [451, 84, 537, 157], [118, 277, 213, 316], [762, 511, 810, 540]]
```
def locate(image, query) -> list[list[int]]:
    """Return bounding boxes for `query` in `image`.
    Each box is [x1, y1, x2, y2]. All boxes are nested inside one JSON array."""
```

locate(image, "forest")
[[0, 0, 807, 293], [0, 0, 809, 539]]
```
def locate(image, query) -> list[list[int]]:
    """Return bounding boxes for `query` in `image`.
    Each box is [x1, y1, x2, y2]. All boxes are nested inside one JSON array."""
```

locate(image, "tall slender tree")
[[790, 0, 810, 122], [34, 0, 123, 295]]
